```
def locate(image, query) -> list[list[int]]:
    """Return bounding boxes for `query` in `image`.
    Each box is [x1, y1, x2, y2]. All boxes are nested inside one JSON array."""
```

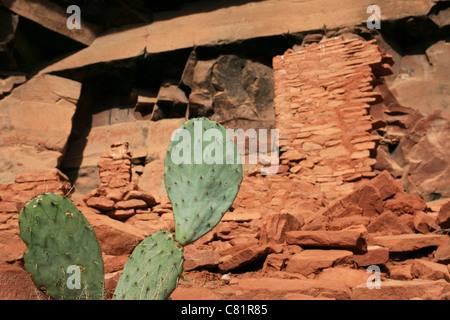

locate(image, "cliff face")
[[0, 0, 449, 300]]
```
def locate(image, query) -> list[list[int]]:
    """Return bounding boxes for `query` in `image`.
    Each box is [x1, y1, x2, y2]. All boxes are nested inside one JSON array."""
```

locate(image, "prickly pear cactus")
[[19, 193, 105, 300], [164, 117, 243, 246], [113, 230, 183, 300]]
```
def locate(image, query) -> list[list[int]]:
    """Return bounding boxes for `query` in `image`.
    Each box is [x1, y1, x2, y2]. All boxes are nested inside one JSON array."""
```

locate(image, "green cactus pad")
[[18, 193, 105, 300], [164, 117, 243, 246], [113, 230, 183, 300]]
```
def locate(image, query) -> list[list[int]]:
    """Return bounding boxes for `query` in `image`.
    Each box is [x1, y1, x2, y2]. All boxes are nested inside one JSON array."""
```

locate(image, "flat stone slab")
[[351, 279, 450, 300], [40, 0, 438, 74], [235, 278, 351, 300], [286, 249, 353, 276], [372, 234, 448, 252], [285, 227, 367, 252], [352, 245, 390, 267]]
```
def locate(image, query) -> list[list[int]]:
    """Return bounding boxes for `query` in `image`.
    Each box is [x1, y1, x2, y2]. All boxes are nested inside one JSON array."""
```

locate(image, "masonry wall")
[[272, 37, 393, 199]]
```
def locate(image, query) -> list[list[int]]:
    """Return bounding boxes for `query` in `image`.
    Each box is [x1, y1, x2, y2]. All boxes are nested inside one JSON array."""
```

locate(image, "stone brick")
[[352, 245, 389, 267], [285, 226, 367, 252], [372, 234, 448, 252], [286, 249, 353, 276], [351, 279, 450, 300]]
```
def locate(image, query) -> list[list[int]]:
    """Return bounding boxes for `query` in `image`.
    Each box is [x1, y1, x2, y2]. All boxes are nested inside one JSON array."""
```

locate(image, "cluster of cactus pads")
[[19, 117, 242, 300]]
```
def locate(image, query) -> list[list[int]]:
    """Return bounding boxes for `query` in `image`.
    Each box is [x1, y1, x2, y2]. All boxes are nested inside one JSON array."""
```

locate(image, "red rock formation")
[[273, 37, 393, 199], [83, 142, 159, 220]]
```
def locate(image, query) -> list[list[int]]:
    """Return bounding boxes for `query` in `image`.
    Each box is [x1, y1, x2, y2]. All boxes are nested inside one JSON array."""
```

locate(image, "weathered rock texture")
[[0, 0, 449, 301], [0, 75, 81, 184], [0, 169, 71, 215]]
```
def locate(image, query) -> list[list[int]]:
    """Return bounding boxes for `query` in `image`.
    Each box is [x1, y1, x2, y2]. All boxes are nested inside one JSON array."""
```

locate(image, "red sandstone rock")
[[413, 211, 438, 233], [352, 245, 390, 267], [436, 200, 450, 229], [366, 170, 402, 200], [388, 263, 413, 280], [434, 239, 450, 264], [260, 210, 304, 244], [218, 244, 276, 272], [285, 226, 368, 252], [83, 210, 145, 255], [107, 209, 136, 220], [123, 190, 157, 207], [222, 208, 262, 222], [351, 279, 450, 300], [184, 249, 220, 271], [366, 210, 414, 235], [384, 193, 427, 215], [411, 259, 450, 281], [234, 278, 351, 300], [317, 267, 369, 289], [0, 264, 49, 300], [171, 287, 219, 300], [0, 201, 21, 213], [372, 234, 448, 252], [115, 199, 148, 210], [0, 230, 27, 263], [263, 253, 290, 272], [85, 196, 115, 211], [343, 184, 384, 217], [14, 168, 69, 184], [280, 149, 306, 162], [103, 254, 129, 274], [104, 271, 121, 300], [286, 249, 354, 276]]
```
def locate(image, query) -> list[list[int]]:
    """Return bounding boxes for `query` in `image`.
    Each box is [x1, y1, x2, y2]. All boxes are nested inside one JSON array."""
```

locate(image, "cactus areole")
[[164, 117, 243, 246], [18, 193, 105, 300]]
